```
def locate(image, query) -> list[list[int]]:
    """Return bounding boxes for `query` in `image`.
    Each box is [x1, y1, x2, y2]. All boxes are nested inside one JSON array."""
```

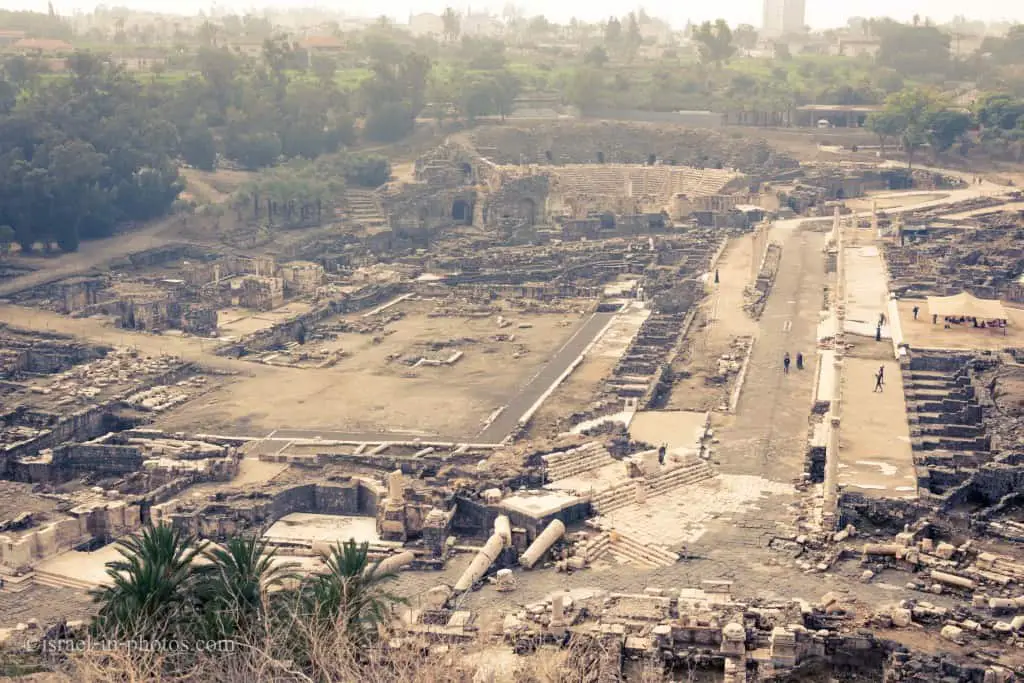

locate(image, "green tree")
[[733, 24, 759, 55], [925, 109, 972, 159], [300, 540, 405, 645], [604, 17, 622, 43], [583, 45, 609, 68], [91, 525, 208, 639], [975, 93, 1024, 131], [195, 536, 297, 641], [363, 101, 414, 143], [311, 54, 337, 88], [224, 127, 282, 169], [693, 20, 737, 68], [565, 67, 605, 113], [883, 87, 943, 169], [876, 21, 951, 77], [181, 121, 217, 170], [866, 110, 906, 159], [980, 24, 1024, 65]]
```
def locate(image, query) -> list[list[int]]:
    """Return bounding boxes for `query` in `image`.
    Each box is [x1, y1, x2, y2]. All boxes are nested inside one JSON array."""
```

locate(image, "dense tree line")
[[0, 53, 183, 253], [866, 87, 1024, 166], [3, 8, 1024, 254]]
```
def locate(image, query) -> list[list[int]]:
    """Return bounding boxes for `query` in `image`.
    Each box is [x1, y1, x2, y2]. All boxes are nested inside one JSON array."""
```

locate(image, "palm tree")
[[91, 524, 208, 640], [300, 539, 406, 645], [195, 535, 299, 640]]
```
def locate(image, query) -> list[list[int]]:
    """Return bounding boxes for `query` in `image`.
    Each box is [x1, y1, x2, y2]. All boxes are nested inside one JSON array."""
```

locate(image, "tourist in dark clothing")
[[796, 352, 804, 370], [874, 366, 885, 392], [912, 305, 919, 320], [783, 352, 791, 374]]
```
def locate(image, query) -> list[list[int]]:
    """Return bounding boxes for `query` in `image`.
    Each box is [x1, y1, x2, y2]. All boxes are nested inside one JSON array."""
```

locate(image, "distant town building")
[[461, 13, 503, 37], [762, 0, 806, 38], [407, 12, 444, 38]]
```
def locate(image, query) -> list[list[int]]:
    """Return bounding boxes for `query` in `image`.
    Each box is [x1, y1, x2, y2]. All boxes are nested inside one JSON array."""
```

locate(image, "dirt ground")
[[0, 584, 95, 626], [180, 168, 254, 204], [156, 298, 586, 438], [897, 300, 1024, 351], [666, 234, 759, 412]]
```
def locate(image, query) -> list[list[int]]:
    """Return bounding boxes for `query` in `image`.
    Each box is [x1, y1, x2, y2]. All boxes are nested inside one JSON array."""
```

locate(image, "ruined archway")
[[517, 197, 537, 226], [458, 162, 473, 182], [599, 213, 616, 230], [452, 199, 472, 223]]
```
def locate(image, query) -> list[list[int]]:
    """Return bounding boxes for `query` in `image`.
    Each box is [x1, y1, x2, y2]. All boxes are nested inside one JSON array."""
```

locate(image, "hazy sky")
[[14, 0, 1024, 29]]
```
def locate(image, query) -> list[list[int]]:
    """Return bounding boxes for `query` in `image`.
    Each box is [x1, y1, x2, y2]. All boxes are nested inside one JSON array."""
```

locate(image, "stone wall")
[[0, 404, 109, 475], [464, 122, 798, 175], [156, 480, 382, 538]]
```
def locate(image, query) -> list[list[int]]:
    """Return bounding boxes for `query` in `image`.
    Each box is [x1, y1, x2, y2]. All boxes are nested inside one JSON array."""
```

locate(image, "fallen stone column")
[[520, 519, 566, 569], [495, 514, 512, 547], [863, 543, 901, 557], [931, 569, 977, 591], [368, 550, 415, 577], [454, 532, 505, 593]]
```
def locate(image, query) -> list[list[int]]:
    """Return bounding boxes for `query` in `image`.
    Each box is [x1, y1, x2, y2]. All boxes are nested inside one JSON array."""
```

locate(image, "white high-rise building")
[[762, 0, 806, 38]]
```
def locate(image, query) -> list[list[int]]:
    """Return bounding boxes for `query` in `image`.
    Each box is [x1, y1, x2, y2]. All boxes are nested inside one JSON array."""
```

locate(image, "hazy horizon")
[[5, 0, 1024, 31]]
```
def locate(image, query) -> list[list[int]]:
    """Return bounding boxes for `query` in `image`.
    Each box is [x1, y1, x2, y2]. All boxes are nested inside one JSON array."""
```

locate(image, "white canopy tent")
[[927, 292, 1008, 321]]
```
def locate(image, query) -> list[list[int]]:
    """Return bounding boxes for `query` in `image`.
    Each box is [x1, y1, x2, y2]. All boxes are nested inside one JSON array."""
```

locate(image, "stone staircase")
[[579, 529, 679, 569], [31, 569, 100, 591], [577, 532, 610, 562], [543, 442, 616, 481], [345, 189, 387, 226], [607, 532, 680, 568], [589, 460, 715, 515]]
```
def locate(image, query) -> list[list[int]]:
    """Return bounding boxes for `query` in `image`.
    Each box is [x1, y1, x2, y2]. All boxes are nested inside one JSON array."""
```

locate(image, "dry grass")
[[49, 627, 678, 683]]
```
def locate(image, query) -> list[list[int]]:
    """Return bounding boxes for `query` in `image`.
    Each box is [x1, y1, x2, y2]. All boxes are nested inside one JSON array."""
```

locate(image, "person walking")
[[913, 305, 919, 321], [796, 352, 804, 370], [783, 352, 791, 374], [714, 268, 720, 284], [874, 365, 885, 392], [876, 324, 882, 342]]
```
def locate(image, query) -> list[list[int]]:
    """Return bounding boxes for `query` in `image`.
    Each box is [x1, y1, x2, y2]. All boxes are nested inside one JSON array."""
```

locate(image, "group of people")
[[912, 305, 1007, 330], [782, 352, 804, 374]]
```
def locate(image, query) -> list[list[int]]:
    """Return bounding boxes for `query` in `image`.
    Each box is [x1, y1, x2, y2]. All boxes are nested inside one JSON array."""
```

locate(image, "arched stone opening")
[[517, 197, 537, 226], [452, 199, 472, 224], [599, 213, 616, 230]]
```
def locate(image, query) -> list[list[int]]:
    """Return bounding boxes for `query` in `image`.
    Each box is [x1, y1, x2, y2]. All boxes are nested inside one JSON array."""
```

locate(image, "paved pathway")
[[713, 222, 826, 482], [477, 311, 617, 443]]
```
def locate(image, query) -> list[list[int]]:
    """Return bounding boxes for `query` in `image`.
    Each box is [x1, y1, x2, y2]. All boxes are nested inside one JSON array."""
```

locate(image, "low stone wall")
[[0, 500, 143, 569], [155, 480, 383, 538], [216, 283, 407, 357]]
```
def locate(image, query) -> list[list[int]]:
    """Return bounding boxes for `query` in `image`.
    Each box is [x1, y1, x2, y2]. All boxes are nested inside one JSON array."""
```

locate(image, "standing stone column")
[[823, 415, 841, 530]]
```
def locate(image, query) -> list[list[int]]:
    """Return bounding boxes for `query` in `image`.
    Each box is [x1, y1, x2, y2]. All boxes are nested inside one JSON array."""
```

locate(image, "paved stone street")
[[393, 221, 843, 611]]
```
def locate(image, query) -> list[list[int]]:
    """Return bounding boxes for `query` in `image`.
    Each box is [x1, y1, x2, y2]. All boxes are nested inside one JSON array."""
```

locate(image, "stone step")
[[579, 533, 611, 562], [590, 462, 715, 514], [31, 570, 99, 592], [607, 533, 679, 569], [544, 444, 615, 481]]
